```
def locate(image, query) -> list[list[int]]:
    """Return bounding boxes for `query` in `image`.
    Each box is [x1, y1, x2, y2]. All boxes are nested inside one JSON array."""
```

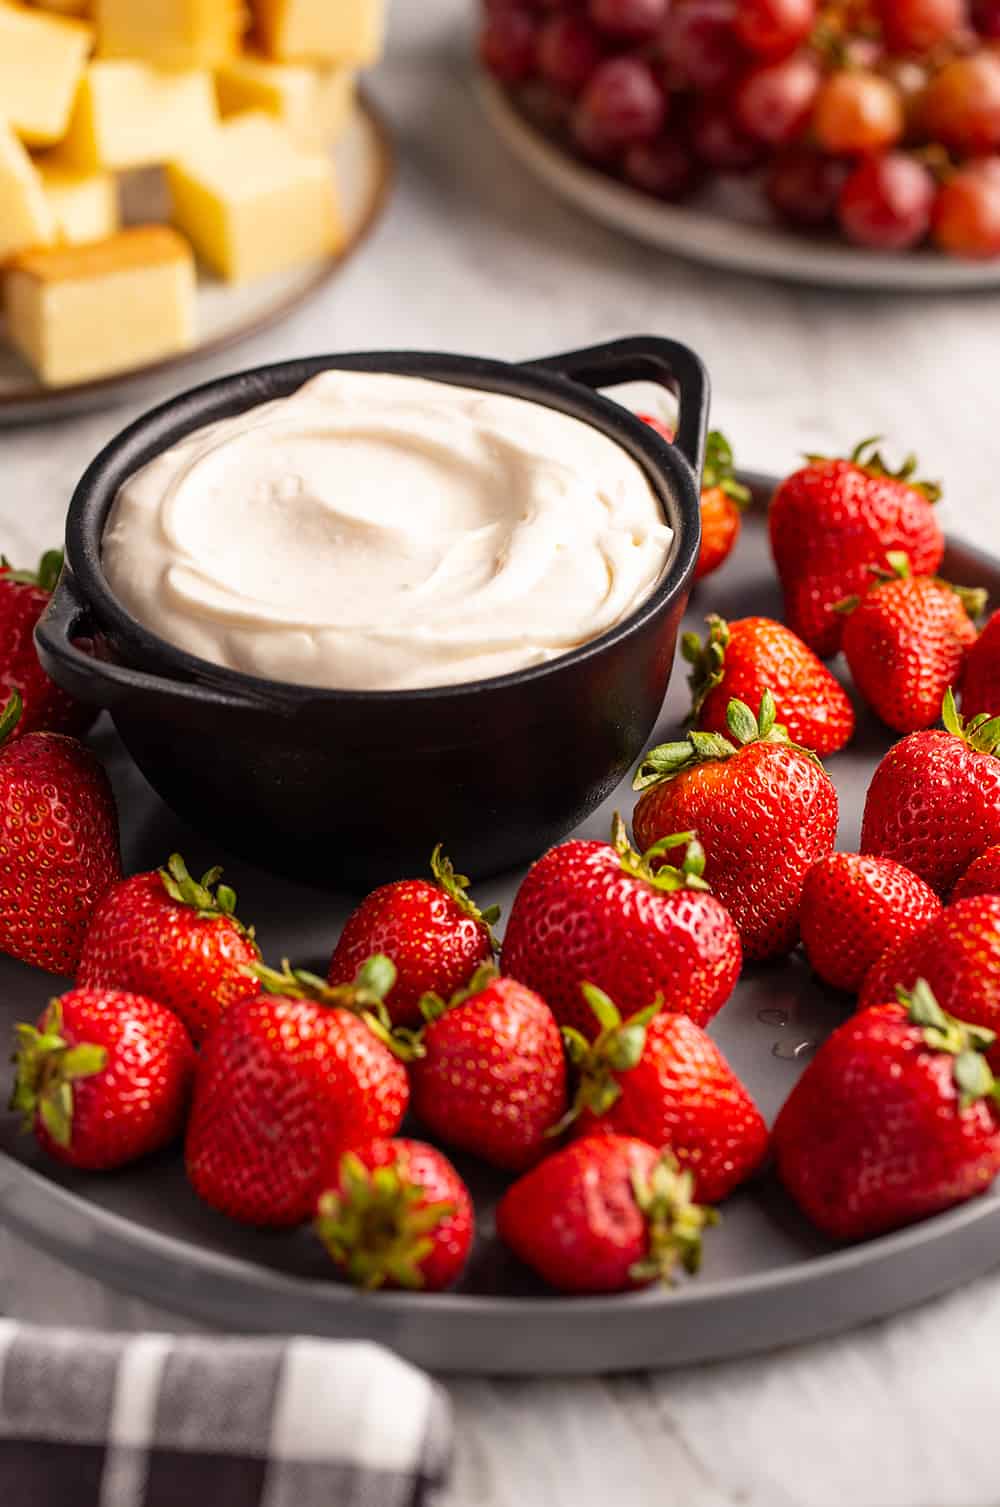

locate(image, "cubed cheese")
[[253, 0, 384, 65], [0, 123, 57, 262], [167, 111, 343, 283], [4, 225, 197, 386], [94, 0, 243, 69], [36, 155, 119, 243], [214, 51, 355, 149], [0, 2, 94, 146], [60, 61, 219, 170]]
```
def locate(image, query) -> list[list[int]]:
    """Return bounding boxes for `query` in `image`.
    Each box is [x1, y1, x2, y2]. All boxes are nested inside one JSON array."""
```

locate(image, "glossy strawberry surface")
[[634, 738, 838, 960], [963, 609, 1000, 721], [77, 865, 259, 1044], [410, 974, 567, 1172], [575, 1009, 768, 1202], [328, 856, 495, 1029], [497, 1134, 715, 1294], [13, 989, 194, 1171], [952, 844, 1000, 902], [773, 995, 1000, 1240], [842, 570, 979, 733], [859, 897, 1000, 1065], [799, 852, 942, 992], [0, 729, 121, 974], [501, 838, 741, 1039], [861, 722, 1000, 896], [686, 614, 855, 756], [769, 451, 944, 658], [186, 990, 409, 1228], [0, 554, 96, 741]]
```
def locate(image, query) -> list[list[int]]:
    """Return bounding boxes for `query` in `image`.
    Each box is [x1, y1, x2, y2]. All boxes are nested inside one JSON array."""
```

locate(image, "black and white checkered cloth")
[[0, 1323, 452, 1506]]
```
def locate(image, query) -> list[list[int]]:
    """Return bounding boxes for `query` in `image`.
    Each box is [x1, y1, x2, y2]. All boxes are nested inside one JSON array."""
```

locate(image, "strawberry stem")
[[611, 813, 711, 893], [1, 548, 64, 593], [682, 615, 730, 727], [430, 845, 501, 951], [10, 1000, 107, 1149], [634, 692, 810, 792], [628, 1153, 719, 1284], [0, 690, 23, 751], [702, 432, 750, 507], [551, 984, 662, 1135], [315, 1149, 455, 1290], [900, 979, 1000, 1109], [158, 853, 257, 946], [941, 688, 1000, 757]]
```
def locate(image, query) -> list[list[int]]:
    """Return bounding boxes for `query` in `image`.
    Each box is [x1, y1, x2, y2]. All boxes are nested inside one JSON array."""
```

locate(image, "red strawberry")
[[315, 1138, 473, 1292], [186, 958, 409, 1227], [12, 989, 194, 1171], [684, 614, 855, 756], [501, 821, 741, 1042], [0, 550, 96, 740], [327, 846, 498, 1028], [799, 852, 943, 993], [0, 692, 121, 974], [840, 552, 984, 734], [860, 688, 1000, 895], [963, 608, 1000, 721], [633, 693, 839, 960], [953, 845, 1000, 903], [694, 432, 751, 580], [769, 440, 944, 658], [639, 420, 748, 581], [859, 897, 1000, 1067], [563, 984, 768, 1202], [408, 966, 567, 1172], [773, 981, 1000, 1241], [77, 854, 260, 1044], [497, 1135, 717, 1294]]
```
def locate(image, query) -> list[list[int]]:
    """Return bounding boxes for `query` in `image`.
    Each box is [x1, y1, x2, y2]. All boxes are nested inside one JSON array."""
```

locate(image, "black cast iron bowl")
[[36, 337, 707, 888]]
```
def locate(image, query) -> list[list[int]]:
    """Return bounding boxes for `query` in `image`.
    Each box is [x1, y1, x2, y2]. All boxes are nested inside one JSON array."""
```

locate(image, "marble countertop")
[[3, 5, 999, 1505]]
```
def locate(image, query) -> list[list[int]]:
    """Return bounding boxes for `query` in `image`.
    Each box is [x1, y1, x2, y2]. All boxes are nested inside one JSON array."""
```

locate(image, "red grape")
[[814, 69, 904, 152], [480, 8, 539, 82], [734, 52, 820, 143], [766, 147, 847, 225], [537, 14, 605, 92], [690, 99, 763, 170], [734, 0, 816, 57], [624, 134, 702, 196], [588, 0, 670, 39], [879, 0, 967, 53], [662, 0, 749, 89], [576, 56, 668, 145], [838, 152, 935, 249], [922, 53, 1000, 153], [932, 157, 1000, 257]]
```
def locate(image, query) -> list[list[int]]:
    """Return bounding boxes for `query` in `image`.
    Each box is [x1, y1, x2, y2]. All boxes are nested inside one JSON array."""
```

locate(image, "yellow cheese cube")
[[94, 0, 243, 69], [4, 225, 197, 386], [0, 123, 57, 262], [36, 156, 119, 243], [215, 52, 354, 149], [254, 0, 384, 65], [167, 111, 343, 283], [0, 2, 94, 146], [61, 61, 219, 170]]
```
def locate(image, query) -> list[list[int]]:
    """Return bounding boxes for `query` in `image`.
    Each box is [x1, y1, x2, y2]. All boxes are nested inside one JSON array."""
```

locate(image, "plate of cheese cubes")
[[0, 0, 392, 421]]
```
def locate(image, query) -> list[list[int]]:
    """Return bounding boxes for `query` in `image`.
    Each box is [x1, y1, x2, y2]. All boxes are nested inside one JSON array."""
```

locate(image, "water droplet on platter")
[[757, 1008, 788, 1027], [771, 1039, 817, 1060]]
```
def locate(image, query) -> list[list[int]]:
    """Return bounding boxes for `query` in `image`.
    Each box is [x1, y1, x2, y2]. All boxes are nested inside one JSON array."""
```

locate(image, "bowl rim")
[[64, 348, 703, 706]]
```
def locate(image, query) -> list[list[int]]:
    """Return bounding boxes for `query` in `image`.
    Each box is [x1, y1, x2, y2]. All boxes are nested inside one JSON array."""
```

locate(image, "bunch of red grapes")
[[480, 0, 1000, 257]]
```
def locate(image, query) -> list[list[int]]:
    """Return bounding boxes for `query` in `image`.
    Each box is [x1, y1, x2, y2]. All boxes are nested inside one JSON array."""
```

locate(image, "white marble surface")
[[2, 5, 1000, 1505]]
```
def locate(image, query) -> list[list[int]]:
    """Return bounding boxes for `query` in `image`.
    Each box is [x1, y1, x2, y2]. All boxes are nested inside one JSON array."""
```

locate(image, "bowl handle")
[[35, 570, 284, 716], [523, 336, 710, 479]]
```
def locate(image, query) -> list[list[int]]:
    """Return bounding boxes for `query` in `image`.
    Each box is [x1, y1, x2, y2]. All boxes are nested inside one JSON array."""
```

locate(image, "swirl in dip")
[[101, 371, 674, 691]]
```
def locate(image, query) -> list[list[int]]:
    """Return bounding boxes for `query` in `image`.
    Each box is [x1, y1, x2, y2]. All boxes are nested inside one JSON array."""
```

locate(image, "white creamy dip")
[[102, 371, 673, 691]]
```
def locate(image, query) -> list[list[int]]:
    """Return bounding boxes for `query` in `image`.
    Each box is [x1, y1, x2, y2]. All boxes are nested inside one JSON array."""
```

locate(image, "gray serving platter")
[[0, 483, 997, 1376]]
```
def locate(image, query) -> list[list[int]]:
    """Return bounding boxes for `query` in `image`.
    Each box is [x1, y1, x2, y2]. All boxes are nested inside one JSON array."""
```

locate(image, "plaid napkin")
[[0, 1321, 452, 1507]]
